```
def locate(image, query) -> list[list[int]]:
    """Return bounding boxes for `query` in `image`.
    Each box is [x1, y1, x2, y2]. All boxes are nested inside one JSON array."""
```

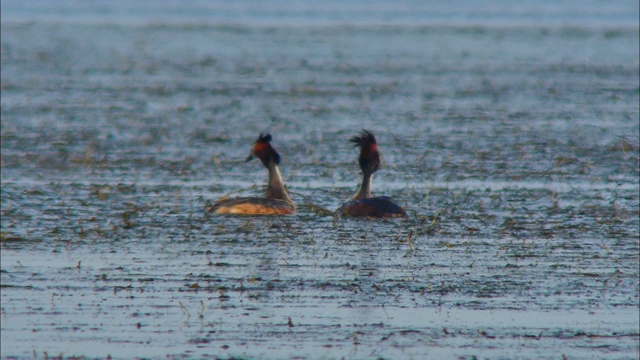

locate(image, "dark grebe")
[[207, 133, 295, 215], [337, 130, 406, 218]]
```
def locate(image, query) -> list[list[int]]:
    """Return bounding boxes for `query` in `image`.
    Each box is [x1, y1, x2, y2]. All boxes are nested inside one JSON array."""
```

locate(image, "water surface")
[[1, 1, 639, 358]]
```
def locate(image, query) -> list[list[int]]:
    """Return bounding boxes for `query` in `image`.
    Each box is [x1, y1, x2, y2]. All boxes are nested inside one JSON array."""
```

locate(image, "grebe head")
[[246, 133, 281, 168], [350, 129, 380, 174]]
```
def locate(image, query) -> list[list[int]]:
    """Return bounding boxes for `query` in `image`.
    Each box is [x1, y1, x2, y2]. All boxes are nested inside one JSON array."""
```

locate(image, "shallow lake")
[[1, 1, 639, 358]]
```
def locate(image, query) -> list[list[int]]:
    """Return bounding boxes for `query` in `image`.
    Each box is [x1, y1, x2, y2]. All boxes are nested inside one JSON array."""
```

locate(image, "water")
[[1, 1, 639, 359]]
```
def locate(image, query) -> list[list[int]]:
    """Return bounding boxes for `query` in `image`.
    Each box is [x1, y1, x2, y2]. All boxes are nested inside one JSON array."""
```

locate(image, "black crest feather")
[[350, 129, 377, 148], [257, 133, 272, 143]]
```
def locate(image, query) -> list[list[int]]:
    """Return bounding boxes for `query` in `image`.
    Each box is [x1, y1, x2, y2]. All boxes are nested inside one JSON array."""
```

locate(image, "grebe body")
[[207, 133, 295, 215], [209, 197, 295, 215], [338, 196, 406, 218], [337, 130, 406, 218]]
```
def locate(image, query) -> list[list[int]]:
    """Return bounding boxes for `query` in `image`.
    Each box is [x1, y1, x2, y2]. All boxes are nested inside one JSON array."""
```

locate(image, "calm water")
[[2, 1, 639, 359]]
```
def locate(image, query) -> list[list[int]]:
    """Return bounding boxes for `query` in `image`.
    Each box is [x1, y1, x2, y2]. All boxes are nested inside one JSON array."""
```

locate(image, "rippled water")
[[1, 1, 639, 359]]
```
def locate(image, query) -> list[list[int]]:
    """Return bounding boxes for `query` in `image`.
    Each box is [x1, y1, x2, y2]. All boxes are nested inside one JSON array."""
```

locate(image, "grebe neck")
[[266, 161, 293, 203], [352, 171, 373, 200]]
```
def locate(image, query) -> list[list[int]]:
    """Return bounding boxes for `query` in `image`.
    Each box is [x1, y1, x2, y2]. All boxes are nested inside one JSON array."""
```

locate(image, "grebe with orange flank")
[[207, 133, 295, 215], [336, 130, 406, 218]]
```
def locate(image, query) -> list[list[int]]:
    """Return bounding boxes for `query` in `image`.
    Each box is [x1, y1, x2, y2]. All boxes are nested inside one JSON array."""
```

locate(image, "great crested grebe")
[[207, 133, 295, 215], [337, 130, 406, 218]]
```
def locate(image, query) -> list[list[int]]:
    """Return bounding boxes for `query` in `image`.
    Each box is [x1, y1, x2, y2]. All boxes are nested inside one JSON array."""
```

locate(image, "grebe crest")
[[207, 133, 295, 215], [350, 129, 380, 175], [247, 133, 280, 167], [337, 129, 406, 218]]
